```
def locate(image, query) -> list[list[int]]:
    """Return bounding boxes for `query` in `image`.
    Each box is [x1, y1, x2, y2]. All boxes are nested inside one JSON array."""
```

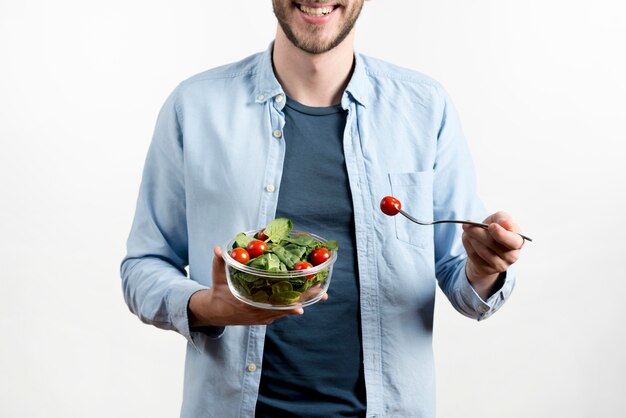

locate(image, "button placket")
[[256, 96, 285, 227]]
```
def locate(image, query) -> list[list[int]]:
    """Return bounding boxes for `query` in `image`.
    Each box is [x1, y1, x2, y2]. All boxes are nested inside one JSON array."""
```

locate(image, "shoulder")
[[183, 52, 261, 85], [356, 54, 448, 105], [359, 54, 443, 89], [162, 51, 266, 114], [354, 54, 455, 115], [170, 51, 263, 101]]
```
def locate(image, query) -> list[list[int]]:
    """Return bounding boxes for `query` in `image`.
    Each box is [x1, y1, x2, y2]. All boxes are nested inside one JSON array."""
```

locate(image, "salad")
[[225, 218, 338, 306]]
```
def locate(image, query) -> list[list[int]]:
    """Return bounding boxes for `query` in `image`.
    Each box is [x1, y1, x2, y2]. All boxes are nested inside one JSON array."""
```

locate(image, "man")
[[121, 1, 526, 416]]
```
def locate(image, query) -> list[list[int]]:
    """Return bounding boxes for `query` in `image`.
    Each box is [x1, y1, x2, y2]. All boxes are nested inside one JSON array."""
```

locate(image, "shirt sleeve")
[[431, 86, 516, 321], [120, 88, 218, 344]]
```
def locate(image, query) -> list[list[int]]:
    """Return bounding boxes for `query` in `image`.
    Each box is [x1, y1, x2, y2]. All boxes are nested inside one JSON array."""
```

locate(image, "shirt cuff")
[[166, 280, 217, 348], [190, 325, 226, 339], [185, 289, 227, 346], [455, 265, 516, 321]]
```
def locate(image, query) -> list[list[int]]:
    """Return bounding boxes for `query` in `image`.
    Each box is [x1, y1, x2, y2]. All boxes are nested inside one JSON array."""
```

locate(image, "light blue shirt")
[[121, 44, 515, 418]]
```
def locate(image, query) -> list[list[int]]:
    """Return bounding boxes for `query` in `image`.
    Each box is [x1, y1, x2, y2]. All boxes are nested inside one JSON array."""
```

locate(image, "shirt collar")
[[342, 51, 370, 109], [254, 42, 370, 109]]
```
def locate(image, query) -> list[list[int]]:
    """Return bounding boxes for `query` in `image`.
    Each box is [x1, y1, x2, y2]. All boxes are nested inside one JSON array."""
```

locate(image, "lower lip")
[[296, 5, 339, 24]]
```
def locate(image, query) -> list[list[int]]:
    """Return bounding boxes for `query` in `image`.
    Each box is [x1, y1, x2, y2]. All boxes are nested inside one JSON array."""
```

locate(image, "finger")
[[261, 309, 303, 325], [463, 223, 497, 248], [484, 211, 526, 248], [464, 220, 522, 253], [464, 234, 510, 273], [462, 233, 483, 265], [483, 211, 515, 227], [212, 246, 227, 285], [465, 225, 521, 265], [488, 223, 524, 250], [255, 306, 304, 318], [498, 217, 519, 233], [463, 232, 502, 278], [280, 307, 304, 315]]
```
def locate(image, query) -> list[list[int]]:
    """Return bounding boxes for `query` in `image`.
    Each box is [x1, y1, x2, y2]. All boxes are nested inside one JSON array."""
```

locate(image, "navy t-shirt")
[[255, 98, 366, 417]]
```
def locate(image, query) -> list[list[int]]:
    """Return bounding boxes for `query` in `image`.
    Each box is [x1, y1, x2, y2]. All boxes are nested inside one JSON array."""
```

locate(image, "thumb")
[[212, 246, 227, 286], [485, 211, 519, 233]]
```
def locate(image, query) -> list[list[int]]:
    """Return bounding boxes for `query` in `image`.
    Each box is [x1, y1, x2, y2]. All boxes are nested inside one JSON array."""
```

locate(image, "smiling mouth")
[[296, 3, 339, 17]]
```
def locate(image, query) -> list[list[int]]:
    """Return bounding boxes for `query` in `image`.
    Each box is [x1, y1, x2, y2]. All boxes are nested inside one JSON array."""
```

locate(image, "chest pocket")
[[389, 171, 434, 249]]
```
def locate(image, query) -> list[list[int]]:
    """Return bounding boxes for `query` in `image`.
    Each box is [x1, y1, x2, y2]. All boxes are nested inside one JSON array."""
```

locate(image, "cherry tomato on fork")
[[380, 196, 401, 216]]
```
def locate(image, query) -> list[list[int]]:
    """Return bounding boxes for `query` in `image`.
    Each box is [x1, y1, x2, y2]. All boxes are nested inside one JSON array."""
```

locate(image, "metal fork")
[[398, 209, 533, 242]]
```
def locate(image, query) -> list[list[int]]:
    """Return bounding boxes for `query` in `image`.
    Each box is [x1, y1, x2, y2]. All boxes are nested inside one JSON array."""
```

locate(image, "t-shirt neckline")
[[285, 97, 344, 116]]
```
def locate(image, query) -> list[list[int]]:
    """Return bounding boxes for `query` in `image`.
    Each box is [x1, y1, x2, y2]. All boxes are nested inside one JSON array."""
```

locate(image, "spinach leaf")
[[270, 243, 306, 269], [271, 281, 293, 294], [232, 269, 260, 284], [282, 234, 316, 247], [269, 291, 302, 305], [234, 232, 254, 249], [324, 240, 339, 251], [247, 253, 282, 271], [251, 291, 270, 303], [263, 218, 293, 243]]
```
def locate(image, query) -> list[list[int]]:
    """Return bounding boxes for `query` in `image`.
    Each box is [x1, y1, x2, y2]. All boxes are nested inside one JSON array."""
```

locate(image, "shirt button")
[[265, 184, 276, 193], [275, 94, 284, 103], [273, 129, 282, 138], [257, 94, 265, 101], [479, 305, 489, 313], [247, 363, 257, 372]]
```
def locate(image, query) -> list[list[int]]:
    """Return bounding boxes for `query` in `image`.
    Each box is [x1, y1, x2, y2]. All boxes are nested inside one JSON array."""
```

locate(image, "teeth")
[[299, 5, 334, 16]]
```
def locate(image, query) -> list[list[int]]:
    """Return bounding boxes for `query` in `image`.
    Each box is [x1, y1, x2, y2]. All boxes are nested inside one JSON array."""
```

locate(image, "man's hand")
[[188, 247, 307, 327], [462, 211, 525, 300]]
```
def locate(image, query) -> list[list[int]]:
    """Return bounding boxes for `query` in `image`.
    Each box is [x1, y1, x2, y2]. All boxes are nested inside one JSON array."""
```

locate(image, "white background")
[[1, 1, 625, 417]]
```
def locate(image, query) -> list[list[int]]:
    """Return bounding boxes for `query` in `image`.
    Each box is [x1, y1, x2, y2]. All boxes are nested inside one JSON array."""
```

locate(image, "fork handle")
[[398, 209, 533, 242], [439, 220, 533, 242], [431, 219, 489, 229]]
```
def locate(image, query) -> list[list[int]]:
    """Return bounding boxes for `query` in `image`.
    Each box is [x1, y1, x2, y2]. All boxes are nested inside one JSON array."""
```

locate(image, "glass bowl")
[[222, 230, 337, 310]]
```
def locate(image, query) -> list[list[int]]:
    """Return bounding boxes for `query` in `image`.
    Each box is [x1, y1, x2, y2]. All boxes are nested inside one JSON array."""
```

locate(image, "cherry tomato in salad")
[[230, 247, 250, 264], [380, 196, 401, 216], [309, 247, 331, 266], [293, 261, 314, 280], [247, 239, 268, 259], [257, 228, 269, 241]]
